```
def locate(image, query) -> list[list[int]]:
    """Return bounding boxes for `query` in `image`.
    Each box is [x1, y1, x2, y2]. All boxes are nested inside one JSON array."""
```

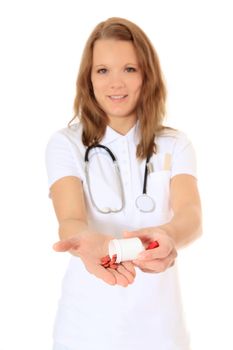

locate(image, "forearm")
[[159, 204, 202, 249], [58, 218, 89, 240]]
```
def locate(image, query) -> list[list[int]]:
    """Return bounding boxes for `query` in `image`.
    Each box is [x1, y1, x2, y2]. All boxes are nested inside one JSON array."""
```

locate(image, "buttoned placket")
[[116, 136, 134, 215], [101, 123, 140, 217]]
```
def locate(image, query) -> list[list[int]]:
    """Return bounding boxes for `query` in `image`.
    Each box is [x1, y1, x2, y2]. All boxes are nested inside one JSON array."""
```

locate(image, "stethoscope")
[[84, 144, 156, 214]]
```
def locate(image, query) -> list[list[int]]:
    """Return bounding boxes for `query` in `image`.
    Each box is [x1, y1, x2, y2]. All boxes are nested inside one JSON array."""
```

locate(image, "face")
[[91, 39, 143, 126]]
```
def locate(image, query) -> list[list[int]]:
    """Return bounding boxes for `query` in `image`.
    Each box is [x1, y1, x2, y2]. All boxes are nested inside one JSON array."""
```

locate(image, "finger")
[[116, 264, 135, 284], [123, 230, 145, 239], [87, 262, 117, 286], [108, 268, 129, 287], [133, 259, 165, 273], [138, 266, 174, 274], [53, 237, 80, 252], [133, 250, 177, 273], [139, 267, 156, 273], [137, 244, 173, 260], [53, 241, 74, 252], [139, 254, 175, 272], [97, 266, 117, 285], [169, 260, 175, 268], [121, 261, 136, 278]]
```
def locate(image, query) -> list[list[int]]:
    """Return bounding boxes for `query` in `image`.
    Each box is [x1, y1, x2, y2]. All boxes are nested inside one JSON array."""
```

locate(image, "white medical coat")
[[45, 122, 197, 350]]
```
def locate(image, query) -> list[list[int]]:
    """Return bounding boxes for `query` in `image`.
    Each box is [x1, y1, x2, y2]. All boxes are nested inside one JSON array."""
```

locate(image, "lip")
[[107, 95, 128, 102]]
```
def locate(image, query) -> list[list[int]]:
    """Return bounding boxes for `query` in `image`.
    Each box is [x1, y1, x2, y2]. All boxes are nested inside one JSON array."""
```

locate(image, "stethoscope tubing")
[[84, 144, 155, 214], [85, 144, 116, 162], [84, 145, 125, 213]]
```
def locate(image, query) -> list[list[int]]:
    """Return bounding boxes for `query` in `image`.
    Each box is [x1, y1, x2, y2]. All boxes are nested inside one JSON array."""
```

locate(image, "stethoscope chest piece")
[[135, 194, 155, 213]]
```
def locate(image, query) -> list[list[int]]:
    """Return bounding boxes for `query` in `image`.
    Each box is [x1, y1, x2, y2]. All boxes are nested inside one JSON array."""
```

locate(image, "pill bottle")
[[108, 237, 145, 263]]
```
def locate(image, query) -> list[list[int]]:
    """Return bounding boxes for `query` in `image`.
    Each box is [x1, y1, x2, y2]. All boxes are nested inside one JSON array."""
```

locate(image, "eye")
[[125, 67, 137, 73], [97, 68, 108, 74]]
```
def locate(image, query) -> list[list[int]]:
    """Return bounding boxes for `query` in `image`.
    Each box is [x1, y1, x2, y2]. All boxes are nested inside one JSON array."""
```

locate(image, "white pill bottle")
[[108, 237, 145, 263]]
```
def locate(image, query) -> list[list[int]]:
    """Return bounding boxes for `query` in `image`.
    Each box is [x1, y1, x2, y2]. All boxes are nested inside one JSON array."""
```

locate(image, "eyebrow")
[[93, 63, 139, 68]]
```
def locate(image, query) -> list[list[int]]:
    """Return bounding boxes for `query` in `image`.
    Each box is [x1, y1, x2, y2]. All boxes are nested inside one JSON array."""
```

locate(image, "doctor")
[[46, 17, 202, 350]]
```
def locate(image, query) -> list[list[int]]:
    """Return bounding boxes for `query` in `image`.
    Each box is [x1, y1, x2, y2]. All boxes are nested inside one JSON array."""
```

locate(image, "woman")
[[45, 17, 202, 350]]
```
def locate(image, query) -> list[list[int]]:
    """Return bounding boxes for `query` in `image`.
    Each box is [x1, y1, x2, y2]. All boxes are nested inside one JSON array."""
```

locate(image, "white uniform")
[[45, 122, 197, 350]]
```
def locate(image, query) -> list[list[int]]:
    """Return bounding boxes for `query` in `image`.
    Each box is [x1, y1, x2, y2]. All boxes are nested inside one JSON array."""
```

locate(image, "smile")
[[108, 95, 128, 101]]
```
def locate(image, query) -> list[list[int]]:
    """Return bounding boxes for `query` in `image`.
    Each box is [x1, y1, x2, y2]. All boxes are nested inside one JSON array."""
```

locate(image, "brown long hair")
[[69, 17, 167, 159]]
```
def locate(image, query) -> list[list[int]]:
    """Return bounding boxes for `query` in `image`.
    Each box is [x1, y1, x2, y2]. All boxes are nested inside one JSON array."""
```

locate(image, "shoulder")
[[45, 122, 85, 188], [46, 122, 84, 150], [155, 127, 197, 177], [45, 122, 85, 163], [156, 127, 193, 154], [48, 122, 83, 143]]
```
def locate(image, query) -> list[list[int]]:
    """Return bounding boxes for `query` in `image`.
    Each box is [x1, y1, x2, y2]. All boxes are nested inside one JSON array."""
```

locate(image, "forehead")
[[92, 39, 139, 65]]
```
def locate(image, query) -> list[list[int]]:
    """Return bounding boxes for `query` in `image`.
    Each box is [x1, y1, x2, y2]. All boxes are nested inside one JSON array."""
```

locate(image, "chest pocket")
[[147, 170, 171, 213], [146, 152, 172, 213]]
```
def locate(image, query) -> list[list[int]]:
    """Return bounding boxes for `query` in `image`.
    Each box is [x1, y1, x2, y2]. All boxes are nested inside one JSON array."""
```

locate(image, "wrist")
[[59, 219, 88, 240], [157, 224, 177, 244]]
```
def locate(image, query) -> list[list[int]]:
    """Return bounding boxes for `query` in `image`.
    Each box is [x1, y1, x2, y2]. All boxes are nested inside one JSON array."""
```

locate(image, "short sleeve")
[[45, 131, 81, 190], [171, 133, 197, 178]]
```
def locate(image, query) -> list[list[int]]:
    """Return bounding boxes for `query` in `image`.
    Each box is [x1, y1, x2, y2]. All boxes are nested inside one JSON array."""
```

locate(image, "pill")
[[101, 253, 120, 269], [146, 241, 159, 250], [101, 255, 111, 264]]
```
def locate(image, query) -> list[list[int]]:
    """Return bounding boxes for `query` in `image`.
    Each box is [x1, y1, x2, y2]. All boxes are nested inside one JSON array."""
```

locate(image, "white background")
[[0, 0, 232, 349]]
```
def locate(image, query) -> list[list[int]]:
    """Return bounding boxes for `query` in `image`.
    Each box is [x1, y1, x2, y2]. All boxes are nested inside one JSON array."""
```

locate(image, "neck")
[[108, 116, 137, 135]]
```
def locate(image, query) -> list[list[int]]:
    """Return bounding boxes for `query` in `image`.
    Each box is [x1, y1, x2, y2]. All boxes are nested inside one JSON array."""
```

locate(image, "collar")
[[101, 121, 140, 146]]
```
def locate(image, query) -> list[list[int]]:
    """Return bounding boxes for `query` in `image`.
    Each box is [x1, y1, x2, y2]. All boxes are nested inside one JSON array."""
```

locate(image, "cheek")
[[92, 77, 107, 93], [132, 77, 143, 94], [133, 83, 142, 99]]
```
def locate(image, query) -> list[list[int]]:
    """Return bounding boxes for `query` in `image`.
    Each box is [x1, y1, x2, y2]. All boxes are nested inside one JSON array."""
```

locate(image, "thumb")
[[53, 237, 80, 252], [123, 229, 153, 245], [122, 230, 142, 239]]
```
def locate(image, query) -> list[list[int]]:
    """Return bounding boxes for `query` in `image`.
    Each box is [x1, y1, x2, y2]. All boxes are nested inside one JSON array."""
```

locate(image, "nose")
[[109, 73, 125, 90]]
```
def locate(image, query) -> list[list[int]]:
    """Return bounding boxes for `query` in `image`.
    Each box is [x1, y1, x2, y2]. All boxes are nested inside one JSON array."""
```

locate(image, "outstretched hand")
[[123, 227, 177, 273], [53, 231, 136, 287]]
